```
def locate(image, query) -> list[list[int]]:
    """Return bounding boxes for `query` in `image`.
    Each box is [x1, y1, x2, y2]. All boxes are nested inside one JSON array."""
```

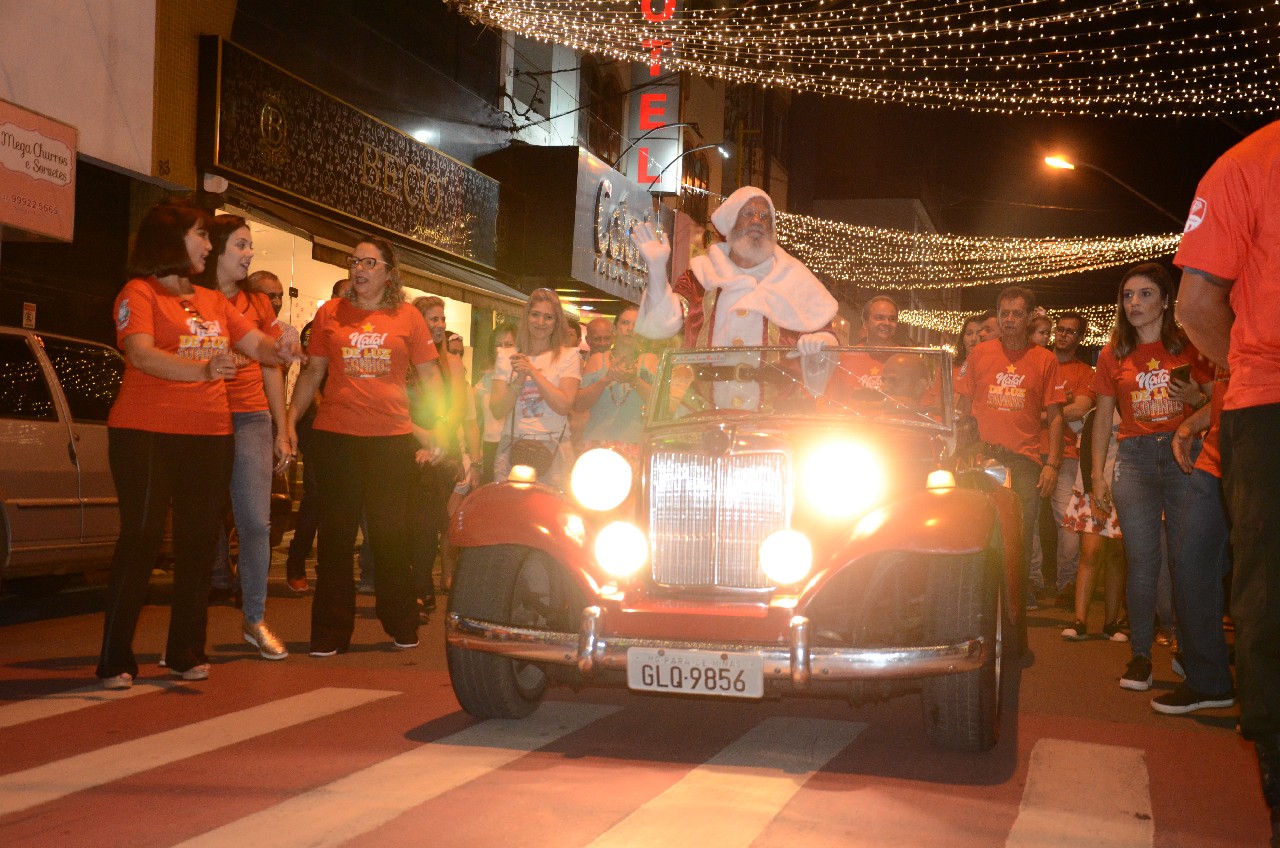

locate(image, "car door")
[[0, 330, 79, 568], [37, 334, 124, 546]]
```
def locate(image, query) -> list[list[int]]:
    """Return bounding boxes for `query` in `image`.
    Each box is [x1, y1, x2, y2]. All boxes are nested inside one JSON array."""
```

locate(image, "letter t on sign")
[[643, 39, 670, 77]]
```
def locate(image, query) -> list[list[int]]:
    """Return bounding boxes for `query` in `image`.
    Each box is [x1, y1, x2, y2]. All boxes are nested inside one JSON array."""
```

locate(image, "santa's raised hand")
[[630, 222, 671, 284]]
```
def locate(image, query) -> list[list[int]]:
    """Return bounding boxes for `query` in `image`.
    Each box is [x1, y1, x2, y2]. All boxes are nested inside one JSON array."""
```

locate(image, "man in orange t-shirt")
[[959, 286, 1065, 607], [1174, 120, 1280, 838], [1037, 312, 1096, 604]]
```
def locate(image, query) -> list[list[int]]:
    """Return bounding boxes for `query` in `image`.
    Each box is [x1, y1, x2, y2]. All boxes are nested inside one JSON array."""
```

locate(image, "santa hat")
[[710, 186, 774, 237]]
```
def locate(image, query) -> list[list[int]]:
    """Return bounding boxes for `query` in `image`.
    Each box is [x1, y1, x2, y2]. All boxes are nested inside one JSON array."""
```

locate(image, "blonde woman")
[[489, 289, 581, 488]]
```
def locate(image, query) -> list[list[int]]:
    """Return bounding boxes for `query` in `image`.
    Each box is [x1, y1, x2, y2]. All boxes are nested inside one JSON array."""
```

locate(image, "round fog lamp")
[[570, 448, 633, 511], [595, 521, 648, 578], [759, 529, 813, 585]]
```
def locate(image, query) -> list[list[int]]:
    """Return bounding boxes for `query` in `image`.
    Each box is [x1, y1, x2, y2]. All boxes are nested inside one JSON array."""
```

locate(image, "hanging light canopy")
[[449, 0, 1280, 118]]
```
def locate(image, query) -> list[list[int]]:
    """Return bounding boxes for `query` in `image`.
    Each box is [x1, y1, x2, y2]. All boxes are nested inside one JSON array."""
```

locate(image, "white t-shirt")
[[497, 346, 582, 437]]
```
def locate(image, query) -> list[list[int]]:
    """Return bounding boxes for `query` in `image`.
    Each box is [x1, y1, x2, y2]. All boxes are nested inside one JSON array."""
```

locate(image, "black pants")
[[97, 428, 233, 678], [407, 459, 458, 602], [1222, 404, 1280, 738], [310, 430, 418, 650], [286, 417, 319, 579]]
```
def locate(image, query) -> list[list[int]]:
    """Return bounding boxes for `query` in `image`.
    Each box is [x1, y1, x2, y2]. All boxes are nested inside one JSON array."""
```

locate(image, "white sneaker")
[[102, 673, 133, 690]]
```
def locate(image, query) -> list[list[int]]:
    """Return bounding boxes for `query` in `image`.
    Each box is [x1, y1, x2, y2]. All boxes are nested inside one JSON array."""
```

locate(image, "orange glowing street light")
[[1043, 155, 1185, 227]]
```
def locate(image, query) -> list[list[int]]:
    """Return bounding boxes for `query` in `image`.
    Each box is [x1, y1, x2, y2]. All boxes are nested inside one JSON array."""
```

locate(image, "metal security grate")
[[648, 451, 789, 589]]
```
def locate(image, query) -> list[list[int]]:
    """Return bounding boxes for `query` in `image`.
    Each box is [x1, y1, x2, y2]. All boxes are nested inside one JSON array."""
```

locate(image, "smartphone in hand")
[[1170, 363, 1192, 384]]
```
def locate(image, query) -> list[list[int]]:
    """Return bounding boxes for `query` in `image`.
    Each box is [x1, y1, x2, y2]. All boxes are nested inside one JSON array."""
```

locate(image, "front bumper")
[[446, 606, 989, 688]]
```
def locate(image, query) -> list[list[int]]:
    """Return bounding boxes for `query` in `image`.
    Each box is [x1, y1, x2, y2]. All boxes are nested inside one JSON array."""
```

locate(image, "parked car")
[[0, 327, 124, 590], [446, 345, 1025, 751], [0, 326, 293, 592]]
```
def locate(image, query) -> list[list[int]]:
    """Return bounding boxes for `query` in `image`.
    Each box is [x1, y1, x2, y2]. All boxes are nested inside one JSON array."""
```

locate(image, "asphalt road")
[[0, 550, 1267, 847]]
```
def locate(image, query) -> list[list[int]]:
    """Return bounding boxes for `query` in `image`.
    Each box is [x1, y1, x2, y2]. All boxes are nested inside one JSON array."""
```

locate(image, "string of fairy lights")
[[448, 0, 1280, 117], [900, 305, 1119, 347], [682, 185, 1181, 291]]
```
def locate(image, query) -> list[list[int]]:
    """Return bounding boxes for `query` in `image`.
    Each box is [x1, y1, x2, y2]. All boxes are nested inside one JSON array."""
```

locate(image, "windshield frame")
[[645, 345, 955, 434]]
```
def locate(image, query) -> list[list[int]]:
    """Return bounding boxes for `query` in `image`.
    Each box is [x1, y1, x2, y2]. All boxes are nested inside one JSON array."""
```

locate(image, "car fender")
[[449, 482, 603, 594], [804, 486, 1023, 630]]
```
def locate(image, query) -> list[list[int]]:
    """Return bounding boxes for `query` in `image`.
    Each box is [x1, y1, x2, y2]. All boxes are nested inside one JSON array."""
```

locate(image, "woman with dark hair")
[[98, 198, 300, 690], [193, 214, 291, 660], [474, 321, 518, 484], [951, 313, 986, 384], [1091, 262, 1213, 692], [283, 236, 441, 656], [489, 288, 581, 488]]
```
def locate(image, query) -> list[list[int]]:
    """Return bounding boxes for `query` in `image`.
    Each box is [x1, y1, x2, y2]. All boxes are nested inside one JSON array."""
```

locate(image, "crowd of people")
[[97, 140, 1280, 836]]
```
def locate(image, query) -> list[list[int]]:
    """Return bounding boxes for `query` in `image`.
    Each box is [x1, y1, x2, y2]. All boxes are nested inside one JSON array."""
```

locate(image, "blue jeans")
[[1112, 433, 1191, 659], [1175, 468, 1233, 695], [221, 410, 274, 623]]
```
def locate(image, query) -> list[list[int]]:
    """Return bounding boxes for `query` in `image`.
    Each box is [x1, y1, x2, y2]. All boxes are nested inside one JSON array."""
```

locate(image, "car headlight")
[[594, 521, 648, 578], [570, 448, 633, 512], [802, 442, 886, 518], [759, 529, 813, 585]]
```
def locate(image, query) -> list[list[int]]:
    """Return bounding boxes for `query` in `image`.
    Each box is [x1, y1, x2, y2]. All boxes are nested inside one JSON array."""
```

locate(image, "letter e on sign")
[[639, 93, 669, 130]]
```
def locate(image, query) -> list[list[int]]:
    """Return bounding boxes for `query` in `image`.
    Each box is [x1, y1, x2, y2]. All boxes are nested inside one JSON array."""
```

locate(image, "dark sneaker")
[[1120, 655, 1153, 691], [1061, 620, 1088, 641], [1026, 591, 1039, 611], [1151, 683, 1235, 715], [1103, 619, 1130, 642], [1171, 651, 1186, 680], [356, 580, 376, 596]]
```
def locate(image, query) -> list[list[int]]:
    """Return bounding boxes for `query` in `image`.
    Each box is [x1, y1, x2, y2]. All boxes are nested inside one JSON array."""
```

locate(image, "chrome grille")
[[648, 450, 789, 589]]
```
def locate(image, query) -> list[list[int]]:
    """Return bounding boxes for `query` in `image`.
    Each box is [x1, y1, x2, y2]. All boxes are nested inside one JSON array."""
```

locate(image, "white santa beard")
[[728, 233, 774, 269]]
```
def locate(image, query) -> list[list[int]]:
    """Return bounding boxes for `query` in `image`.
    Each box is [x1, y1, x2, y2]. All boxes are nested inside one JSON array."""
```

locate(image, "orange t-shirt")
[[836, 349, 890, 391], [1037, 358, 1095, 460], [109, 277, 255, 435], [1173, 120, 1280, 411], [1092, 340, 1200, 440], [307, 298, 437, 437], [958, 338, 1065, 463], [222, 289, 281, 413]]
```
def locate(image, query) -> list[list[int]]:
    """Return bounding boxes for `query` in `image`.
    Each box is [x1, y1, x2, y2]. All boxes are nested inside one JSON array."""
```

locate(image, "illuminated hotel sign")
[[620, 0, 683, 194], [198, 38, 498, 267]]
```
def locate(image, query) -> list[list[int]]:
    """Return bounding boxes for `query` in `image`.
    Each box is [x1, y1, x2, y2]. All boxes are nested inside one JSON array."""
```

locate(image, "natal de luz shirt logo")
[[1130, 358, 1180, 422], [177, 311, 227, 361], [342, 322, 391, 377], [986, 363, 1028, 411], [857, 365, 883, 390]]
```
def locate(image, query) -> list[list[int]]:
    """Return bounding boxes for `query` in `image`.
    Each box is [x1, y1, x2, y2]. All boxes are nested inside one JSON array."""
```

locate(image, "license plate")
[[626, 647, 764, 699]]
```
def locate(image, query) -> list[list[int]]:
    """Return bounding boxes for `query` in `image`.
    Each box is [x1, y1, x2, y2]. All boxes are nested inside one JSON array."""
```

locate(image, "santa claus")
[[630, 186, 838, 355]]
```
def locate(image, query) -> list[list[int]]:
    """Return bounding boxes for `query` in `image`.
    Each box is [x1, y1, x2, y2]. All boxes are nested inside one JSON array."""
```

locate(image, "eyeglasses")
[[179, 299, 214, 331], [1055, 326, 1083, 336], [346, 256, 386, 271]]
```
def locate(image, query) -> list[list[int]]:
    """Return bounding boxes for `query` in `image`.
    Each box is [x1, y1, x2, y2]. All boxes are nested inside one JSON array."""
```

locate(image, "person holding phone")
[[574, 306, 657, 457], [1091, 263, 1213, 693], [489, 288, 581, 488]]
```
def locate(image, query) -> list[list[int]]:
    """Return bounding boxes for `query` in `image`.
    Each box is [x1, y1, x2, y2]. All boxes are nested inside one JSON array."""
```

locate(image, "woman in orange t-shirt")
[[284, 236, 442, 656], [1091, 263, 1213, 693], [97, 199, 301, 691], [194, 214, 292, 661]]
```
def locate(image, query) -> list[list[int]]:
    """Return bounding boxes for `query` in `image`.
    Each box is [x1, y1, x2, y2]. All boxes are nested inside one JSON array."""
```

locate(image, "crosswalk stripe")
[[0, 687, 394, 818], [0, 680, 186, 729], [174, 701, 620, 848], [1006, 738, 1153, 848], [588, 716, 865, 848]]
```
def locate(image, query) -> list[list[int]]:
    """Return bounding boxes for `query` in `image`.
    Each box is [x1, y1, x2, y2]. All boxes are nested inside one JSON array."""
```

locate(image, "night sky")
[[787, 97, 1274, 307]]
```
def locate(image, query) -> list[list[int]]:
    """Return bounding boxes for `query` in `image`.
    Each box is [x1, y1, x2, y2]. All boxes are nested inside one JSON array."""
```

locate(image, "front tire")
[[920, 551, 1002, 751], [447, 545, 568, 719]]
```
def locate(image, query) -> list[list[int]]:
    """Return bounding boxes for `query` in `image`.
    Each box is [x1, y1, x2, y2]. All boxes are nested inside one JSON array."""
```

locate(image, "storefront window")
[[580, 58, 625, 165]]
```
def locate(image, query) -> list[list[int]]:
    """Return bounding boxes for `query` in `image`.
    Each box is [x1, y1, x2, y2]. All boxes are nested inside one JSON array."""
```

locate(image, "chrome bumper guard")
[[446, 606, 989, 688]]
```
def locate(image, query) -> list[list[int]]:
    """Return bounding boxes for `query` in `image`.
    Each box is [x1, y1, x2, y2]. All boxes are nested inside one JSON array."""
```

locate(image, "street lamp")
[[610, 122, 700, 170], [647, 143, 731, 196], [1044, 155, 1184, 227]]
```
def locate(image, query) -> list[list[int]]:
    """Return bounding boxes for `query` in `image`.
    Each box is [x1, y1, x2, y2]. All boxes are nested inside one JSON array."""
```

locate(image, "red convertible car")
[[446, 346, 1025, 751]]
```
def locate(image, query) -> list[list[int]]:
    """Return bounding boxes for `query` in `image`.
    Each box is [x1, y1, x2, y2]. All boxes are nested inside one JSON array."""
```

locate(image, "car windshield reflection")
[[648, 346, 954, 431]]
